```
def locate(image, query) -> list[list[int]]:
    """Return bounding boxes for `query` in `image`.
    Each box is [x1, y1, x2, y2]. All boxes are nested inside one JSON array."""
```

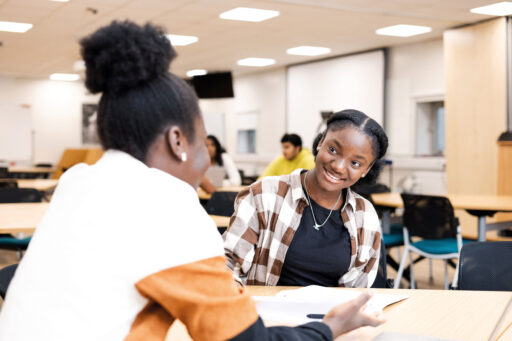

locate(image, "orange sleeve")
[[126, 256, 259, 341]]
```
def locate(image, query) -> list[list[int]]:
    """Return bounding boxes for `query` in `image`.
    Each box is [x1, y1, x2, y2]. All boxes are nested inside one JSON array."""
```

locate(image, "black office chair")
[[457, 241, 512, 291], [352, 183, 404, 275], [0, 188, 43, 257], [395, 193, 466, 289], [0, 179, 18, 188], [205, 191, 239, 234], [371, 240, 394, 288], [205, 191, 238, 217], [0, 167, 9, 178], [0, 263, 18, 299]]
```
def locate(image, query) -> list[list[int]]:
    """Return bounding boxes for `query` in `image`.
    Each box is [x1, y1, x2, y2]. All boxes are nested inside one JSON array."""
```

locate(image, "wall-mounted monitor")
[[192, 72, 234, 99]]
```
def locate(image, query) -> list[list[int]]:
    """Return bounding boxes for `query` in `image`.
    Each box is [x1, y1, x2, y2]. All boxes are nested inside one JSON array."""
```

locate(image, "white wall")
[[287, 50, 385, 149], [199, 68, 286, 176], [386, 38, 445, 156], [0, 77, 99, 164]]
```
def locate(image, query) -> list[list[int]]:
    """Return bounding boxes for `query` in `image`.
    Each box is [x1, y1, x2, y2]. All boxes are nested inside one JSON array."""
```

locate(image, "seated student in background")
[[200, 134, 241, 194], [224, 110, 388, 288], [259, 133, 315, 178], [0, 22, 384, 341]]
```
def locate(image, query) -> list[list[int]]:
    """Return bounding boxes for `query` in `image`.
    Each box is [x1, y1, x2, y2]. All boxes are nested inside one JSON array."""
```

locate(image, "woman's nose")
[[331, 158, 347, 177]]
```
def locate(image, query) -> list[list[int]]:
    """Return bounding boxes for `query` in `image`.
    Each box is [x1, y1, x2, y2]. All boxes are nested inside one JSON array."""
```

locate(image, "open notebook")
[[253, 285, 408, 325]]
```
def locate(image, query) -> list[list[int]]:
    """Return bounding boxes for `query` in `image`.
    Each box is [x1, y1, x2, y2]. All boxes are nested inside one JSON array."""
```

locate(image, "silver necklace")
[[303, 171, 342, 230]]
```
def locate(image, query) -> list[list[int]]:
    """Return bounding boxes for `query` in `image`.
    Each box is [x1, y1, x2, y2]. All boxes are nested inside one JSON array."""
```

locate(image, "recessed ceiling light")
[[166, 34, 198, 46], [376, 24, 432, 37], [286, 46, 331, 56], [470, 2, 512, 16], [186, 69, 207, 77], [49, 73, 80, 81], [237, 58, 276, 67], [219, 7, 279, 22], [0, 21, 33, 33]]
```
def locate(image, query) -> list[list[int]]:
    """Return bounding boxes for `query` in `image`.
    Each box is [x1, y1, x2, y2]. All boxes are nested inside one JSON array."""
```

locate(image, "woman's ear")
[[166, 126, 188, 162]]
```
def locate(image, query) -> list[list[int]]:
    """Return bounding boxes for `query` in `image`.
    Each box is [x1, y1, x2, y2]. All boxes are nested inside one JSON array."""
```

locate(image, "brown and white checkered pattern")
[[223, 169, 382, 288]]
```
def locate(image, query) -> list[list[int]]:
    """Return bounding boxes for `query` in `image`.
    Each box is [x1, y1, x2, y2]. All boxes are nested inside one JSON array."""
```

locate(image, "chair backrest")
[[0, 167, 9, 178], [205, 191, 238, 217], [0, 188, 43, 203], [401, 193, 458, 239], [352, 183, 392, 218], [371, 239, 389, 288], [458, 241, 512, 291], [0, 263, 18, 299], [0, 179, 18, 189]]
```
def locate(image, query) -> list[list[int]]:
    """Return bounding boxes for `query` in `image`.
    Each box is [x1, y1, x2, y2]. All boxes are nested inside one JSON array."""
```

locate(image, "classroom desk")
[[372, 192, 512, 242], [166, 286, 512, 341], [197, 185, 246, 200], [16, 179, 58, 192], [0, 202, 229, 234], [7, 166, 55, 174], [209, 215, 230, 228], [0, 202, 49, 234]]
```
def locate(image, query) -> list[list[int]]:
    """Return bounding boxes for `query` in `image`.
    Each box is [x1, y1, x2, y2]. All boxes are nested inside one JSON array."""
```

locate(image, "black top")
[[277, 195, 351, 287]]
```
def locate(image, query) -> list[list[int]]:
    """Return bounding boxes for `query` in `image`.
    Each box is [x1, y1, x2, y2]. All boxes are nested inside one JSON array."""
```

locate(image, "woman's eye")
[[329, 146, 336, 153], [352, 161, 361, 168]]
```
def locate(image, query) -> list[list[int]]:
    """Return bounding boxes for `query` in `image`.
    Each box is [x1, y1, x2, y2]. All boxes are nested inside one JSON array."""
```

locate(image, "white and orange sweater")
[[0, 150, 331, 341]]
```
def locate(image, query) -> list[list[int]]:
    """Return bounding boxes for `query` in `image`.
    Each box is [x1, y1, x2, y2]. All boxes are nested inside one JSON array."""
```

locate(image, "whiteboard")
[[0, 104, 32, 161], [286, 50, 385, 149]]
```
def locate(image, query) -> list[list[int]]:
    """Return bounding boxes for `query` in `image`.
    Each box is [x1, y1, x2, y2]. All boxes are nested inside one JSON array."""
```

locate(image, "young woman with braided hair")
[[224, 109, 388, 288]]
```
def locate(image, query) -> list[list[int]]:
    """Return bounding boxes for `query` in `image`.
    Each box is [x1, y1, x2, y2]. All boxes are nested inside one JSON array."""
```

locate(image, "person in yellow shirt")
[[260, 133, 315, 178]]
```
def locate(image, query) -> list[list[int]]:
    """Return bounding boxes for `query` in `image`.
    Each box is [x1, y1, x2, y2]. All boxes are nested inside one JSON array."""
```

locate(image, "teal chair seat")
[[383, 232, 404, 246], [0, 237, 31, 249], [412, 238, 471, 255]]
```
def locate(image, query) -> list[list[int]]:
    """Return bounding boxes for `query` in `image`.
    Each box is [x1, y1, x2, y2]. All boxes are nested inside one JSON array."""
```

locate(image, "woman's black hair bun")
[[80, 20, 176, 94]]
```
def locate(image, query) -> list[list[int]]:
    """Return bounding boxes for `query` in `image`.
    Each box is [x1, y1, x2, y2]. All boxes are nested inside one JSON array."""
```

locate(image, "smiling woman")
[[224, 109, 389, 288]]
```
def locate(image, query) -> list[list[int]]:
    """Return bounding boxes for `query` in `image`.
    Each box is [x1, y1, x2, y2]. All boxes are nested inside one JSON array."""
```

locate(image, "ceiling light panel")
[[237, 58, 276, 67], [286, 46, 331, 56], [186, 69, 207, 77], [219, 7, 279, 22], [166, 34, 198, 46], [376, 24, 432, 37], [0, 21, 33, 33], [470, 2, 512, 16]]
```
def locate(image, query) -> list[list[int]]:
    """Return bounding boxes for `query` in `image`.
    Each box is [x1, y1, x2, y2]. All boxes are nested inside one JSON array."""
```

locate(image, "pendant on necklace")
[[313, 224, 321, 230]]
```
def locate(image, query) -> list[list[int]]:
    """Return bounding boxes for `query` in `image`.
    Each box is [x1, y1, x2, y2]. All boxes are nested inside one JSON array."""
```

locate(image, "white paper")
[[253, 285, 408, 325]]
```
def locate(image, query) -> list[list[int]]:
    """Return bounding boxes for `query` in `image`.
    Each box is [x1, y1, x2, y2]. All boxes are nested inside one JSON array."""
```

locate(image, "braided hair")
[[312, 109, 388, 186]]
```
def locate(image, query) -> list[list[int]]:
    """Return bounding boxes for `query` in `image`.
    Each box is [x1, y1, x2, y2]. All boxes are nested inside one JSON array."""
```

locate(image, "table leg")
[[381, 210, 391, 234], [477, 216, 486, 242]]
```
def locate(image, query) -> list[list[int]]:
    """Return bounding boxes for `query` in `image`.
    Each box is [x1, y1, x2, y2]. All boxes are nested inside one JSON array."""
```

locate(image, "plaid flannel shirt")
[[223, 169, 382, 287]]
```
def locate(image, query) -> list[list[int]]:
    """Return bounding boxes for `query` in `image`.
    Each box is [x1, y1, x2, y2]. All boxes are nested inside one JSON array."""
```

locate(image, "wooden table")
[[0, 203, 229, 234], [166, 286, 512, 341], [16, 179, 58, 192], [198, 186, 246, 200], [0, 202, 49, 234], [372, 192, 512, 241], [8, 166, 55, 174]]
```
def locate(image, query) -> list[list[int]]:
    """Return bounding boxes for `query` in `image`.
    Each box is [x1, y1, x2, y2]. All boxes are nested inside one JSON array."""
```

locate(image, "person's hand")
[[322, 291, 385, 338]]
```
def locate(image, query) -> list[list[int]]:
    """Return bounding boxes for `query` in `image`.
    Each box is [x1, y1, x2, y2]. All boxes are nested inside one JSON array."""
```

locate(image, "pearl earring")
[[181, 152, 187, 162]]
